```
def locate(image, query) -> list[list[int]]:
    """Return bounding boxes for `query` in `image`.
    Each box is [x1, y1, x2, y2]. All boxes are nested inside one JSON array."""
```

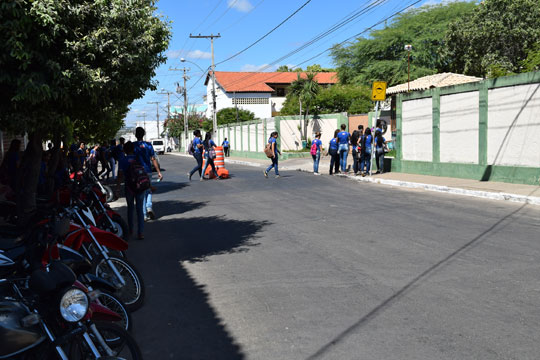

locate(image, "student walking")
[[264, 131, 281, 178], [337, 124, 350, 173], [117, 141, 145, 240], [360, 127, 373, 176], [222, 138, 230, 157], [201, 133, 220, 181], [188, 130, 204, 181], [134, 127, 163, 221], [328, 129, 340, 175], [311, 132, 323, 175]]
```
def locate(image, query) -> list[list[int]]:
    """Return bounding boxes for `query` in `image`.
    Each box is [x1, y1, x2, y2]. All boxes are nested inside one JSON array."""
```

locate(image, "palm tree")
[[288, 73, 320, 145]]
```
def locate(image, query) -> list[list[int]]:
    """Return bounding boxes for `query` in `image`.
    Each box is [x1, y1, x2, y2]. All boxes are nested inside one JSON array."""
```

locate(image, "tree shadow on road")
[[152, 180, 190, 195], [125, 215, 270, 359], [151, 199, 207, 219]]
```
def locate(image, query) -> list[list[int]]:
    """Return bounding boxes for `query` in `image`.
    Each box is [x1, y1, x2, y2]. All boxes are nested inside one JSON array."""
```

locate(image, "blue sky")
[[126, 0, 453, 125]]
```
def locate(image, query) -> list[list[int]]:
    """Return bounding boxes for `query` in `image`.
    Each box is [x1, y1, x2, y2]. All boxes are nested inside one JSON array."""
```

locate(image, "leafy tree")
[[522, 42, 540, 72], [331, 2, 476, 86], [444, 0, 540, 77], [288, 73, 320, 142], [277, 65, 291, 72], [0, 0, 170, 223], [164, 113, 206, 138], [280, 84, 372, 116], [217, 108, 256, 125], [306, 64, 335, 73]]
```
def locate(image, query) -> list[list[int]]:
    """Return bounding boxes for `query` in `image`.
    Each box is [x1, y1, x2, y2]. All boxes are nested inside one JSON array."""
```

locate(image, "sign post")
[[370, 81, 387, 176]]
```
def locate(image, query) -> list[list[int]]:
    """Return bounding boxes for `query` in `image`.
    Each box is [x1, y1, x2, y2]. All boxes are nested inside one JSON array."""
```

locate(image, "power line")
[[215, 0, 313, 66]]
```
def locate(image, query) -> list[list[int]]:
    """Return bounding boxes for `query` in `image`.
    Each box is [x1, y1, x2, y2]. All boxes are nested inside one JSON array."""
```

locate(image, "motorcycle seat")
[[0, 235, 23, 250]]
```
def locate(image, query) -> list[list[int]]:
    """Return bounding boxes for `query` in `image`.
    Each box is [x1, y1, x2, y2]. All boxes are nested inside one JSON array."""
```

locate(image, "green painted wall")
[[393, 70, 540, 185]]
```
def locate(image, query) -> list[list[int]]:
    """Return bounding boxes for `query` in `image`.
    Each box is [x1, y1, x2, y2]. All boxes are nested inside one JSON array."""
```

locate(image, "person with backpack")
[[134, 127, 163, 221], [201, 132, 220, 181], [360, 127, 373, 176], [337, 123, 351, 173], [328, 129, 340, 175], [188, 129, 204, 181], [222, 138, 230, 157], [310, 132, 323, 175], [263, 131, 281, 178], [117, 141, 147, 240]]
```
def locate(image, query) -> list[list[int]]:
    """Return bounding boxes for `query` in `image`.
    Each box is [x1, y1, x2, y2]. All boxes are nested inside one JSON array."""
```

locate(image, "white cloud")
[[240, 63, 278, 72], [186, 50, 212, 59], [166, 50, 183, 59], [228, 0, 254, 13]]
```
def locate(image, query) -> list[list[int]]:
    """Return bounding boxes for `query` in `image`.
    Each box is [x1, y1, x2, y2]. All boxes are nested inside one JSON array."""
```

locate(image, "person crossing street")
[[134, 127, 163, 221]]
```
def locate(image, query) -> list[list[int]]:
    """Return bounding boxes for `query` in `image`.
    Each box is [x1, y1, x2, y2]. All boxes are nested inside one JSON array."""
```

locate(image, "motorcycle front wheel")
[[69, 322, 142, 360], [103, 185, 115, 203], [95, 291, 132, 334], [93, 257, 145, 311]]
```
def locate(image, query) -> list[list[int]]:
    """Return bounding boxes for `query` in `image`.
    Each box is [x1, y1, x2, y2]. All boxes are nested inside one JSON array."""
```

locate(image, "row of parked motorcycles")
[[1, 168, 145, 359]]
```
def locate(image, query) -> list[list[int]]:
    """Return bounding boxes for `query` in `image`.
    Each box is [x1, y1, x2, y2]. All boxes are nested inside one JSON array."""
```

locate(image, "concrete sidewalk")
[[169, 152, 540, 206]]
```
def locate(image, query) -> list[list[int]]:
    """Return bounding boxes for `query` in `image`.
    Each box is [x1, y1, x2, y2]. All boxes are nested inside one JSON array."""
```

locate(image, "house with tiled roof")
[[204, 71, 338, 119]]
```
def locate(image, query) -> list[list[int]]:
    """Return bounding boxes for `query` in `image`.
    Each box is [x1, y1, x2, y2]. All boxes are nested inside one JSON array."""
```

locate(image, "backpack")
[[264, 142, 274, 158], [126, 159, 150, 193], [188, 140, 195, 155], [310, 141, 318, 155]]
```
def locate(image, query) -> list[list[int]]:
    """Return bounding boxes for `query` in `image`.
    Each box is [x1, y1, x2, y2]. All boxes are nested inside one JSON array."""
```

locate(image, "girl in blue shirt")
[[337, 124, 350, 173], [264, 132, 281, 178], [328, 129, 340, 175], [188, 130, 204, 181], [311, 132, 323, 175], [201, 132, 220, 180]]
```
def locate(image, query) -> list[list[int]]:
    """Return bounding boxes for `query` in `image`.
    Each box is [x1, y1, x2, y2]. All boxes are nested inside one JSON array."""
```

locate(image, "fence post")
[[478, 82, 488, 166], [432, 88, 441, 164]]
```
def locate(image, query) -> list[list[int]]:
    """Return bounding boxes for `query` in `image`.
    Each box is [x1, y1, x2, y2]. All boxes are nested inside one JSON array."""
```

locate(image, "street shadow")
[[127, 215, 270, 359], [305, 202, 529, 359], [151, 200, 207, 218], [152, 180, 189, 195]]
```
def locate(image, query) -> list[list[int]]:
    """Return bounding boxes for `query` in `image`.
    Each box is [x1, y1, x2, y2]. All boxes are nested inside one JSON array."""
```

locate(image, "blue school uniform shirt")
[[364, 135, 373, 150], [133, 141, 155, 173], [337, 131, 350, 145], [118, 154, 137, 190], [312, 139, 322, 151], [329, 138, 338, 150], [204, 139, 216, 151], [222, 140, 229, 147], [193, 137, 203, 154]]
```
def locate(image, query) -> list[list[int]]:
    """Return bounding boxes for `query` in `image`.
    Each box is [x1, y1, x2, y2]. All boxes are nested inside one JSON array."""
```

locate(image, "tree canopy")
[[443, 0, 540, 77], [0, 0, 171, 141], [331, 2, 477, 86]]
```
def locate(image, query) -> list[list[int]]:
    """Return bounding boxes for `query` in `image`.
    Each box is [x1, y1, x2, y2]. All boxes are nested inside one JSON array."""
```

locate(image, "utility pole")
[[136, 114, 147, 139], [147, 101, 160, 138], [170, 66, 191, 153], [157, 90, 172, 120], [190, 33, 220, 137]]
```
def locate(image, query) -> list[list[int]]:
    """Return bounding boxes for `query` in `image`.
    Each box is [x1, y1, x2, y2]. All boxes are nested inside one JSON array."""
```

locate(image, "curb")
[[168, 152, 540, 206]]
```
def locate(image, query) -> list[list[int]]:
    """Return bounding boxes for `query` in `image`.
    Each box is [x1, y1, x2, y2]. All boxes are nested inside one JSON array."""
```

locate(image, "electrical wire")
[[215, 0, 313, 66]]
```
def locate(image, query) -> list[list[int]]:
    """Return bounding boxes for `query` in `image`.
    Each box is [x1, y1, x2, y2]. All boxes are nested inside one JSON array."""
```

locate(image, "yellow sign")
[[371, 81, 387, 101]]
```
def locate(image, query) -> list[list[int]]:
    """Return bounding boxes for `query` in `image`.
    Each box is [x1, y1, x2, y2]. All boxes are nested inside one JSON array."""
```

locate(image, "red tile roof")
[[205, 71, 339, 93]]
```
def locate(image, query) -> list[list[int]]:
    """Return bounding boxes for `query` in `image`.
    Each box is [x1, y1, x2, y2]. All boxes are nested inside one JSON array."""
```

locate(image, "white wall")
[[440, 91, 479, 164], [488, 83, 540, 167], [402, 98, 433, 162]]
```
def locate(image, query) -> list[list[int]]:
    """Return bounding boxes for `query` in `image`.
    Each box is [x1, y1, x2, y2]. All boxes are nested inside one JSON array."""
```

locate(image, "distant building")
[[204, 71, 339, 119]]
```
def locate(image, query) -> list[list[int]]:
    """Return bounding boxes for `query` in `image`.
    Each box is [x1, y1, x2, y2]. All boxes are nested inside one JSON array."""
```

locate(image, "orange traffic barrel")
[[214, 146, 225, 168]]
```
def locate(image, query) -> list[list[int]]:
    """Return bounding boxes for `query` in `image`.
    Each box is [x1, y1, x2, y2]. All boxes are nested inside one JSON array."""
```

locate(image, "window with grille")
[[233, 98, 269, 105]]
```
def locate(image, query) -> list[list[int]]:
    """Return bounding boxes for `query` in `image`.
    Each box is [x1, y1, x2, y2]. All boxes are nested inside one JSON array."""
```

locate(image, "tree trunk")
[[303, 108, 309, 144], [16, 132, 43, 226], [299, 98, 303, 140]]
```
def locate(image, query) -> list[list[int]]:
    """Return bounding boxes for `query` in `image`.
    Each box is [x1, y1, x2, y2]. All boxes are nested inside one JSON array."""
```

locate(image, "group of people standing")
[[188, 130, 223, 181], [323, 123, 390, 176]]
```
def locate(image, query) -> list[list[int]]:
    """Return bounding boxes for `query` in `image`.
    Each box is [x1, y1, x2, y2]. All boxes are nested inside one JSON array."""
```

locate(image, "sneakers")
[[200, 177, 204, 181], [147, 209, 155, 220], [187, 172, 192, 181], [314, 172, 321, 176], [264, 170, 268, 178], [275, 175, 280, 179], [144, 215, 150, 222]]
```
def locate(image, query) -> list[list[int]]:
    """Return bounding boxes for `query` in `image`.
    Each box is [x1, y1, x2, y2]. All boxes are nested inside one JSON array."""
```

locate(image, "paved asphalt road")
[[116, 154, 540, 360]]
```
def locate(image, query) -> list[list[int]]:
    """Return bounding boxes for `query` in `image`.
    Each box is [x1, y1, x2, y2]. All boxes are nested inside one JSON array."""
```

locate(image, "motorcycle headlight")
[[59, 288, 89, 322]]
